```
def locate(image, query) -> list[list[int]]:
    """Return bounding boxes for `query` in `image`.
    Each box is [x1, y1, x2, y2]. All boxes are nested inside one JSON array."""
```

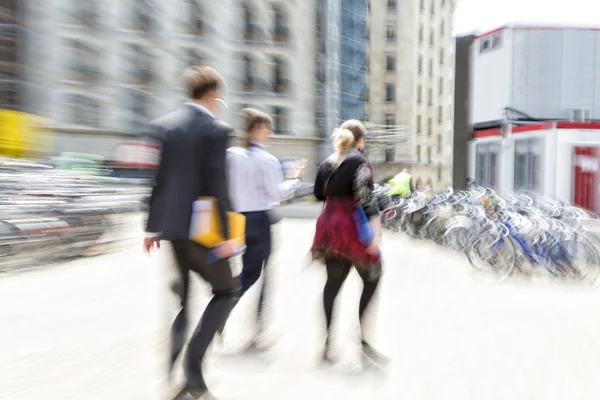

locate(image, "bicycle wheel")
[[444, 226, 470, 252], [550, 236, 600, 284], [467, 233, 516, 284]]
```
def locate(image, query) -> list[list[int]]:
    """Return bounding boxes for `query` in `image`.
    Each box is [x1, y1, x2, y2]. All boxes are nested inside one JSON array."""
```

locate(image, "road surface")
[[0, 218, 599, 400]]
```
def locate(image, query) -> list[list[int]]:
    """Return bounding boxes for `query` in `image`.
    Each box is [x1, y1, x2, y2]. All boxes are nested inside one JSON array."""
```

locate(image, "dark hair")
[[183, 66, 224, 100], [240, 108, 273, 147], [339, 119, 367, 144]]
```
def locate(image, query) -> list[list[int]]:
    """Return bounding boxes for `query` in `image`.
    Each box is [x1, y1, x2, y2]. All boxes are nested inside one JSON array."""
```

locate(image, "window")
[[418, 55, 423, 74], [439, 77, 443, 95], [430, 1, 435, 16], [427, 117, 432, 136], [272, 106, 289, 134], [417, 115, 422, 134], [387, 0, 397, 9], [272, 5, 289, 42], [187, 1, 204, 35], [386, 24, 396, 41], [385, 83, 395, 102], [479, 38, 491, 53], [429, 30, 434, 47], [272, 57, 288, 94], [416, 145, 421, 162], [428, 58, 433, 77], [242, 4, 254, 40], [132, 0, 154, 31], [428, 88, 432, 106], [419, 24, 423, 43], [385, 114, 395, 128], [492, 33, 503, 48], [475, 143, 501, 189], [417, 85, 423, 104], [386, 55, 396, 72], [440, 48, 444, 65], [427, 146, 432, 163], [514, 139, 543, 193], [420, 0, 425, 12], [438, 164, 443, 181], [437, 134, 442, 152], [440, 20, 445, 37], [438, 106, 443, 123], [242, 55, 254, 90]]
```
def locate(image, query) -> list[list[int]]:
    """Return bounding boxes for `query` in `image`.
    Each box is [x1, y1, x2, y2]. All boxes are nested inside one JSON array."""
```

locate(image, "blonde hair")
[[332, 128, 355, 152]]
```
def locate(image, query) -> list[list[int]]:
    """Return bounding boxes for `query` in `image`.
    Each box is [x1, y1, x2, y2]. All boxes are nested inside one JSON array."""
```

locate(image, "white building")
[[366, 0, 455, 189], [21, 0, 319, 176], [471, 24, 600, 125], [468, 25, 600, 213]]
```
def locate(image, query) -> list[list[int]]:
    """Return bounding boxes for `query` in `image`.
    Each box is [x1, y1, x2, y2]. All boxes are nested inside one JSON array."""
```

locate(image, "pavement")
[[1, 217, 600, 400]]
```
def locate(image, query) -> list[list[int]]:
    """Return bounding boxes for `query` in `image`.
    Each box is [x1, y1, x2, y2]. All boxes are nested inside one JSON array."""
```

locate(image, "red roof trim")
[[474, 26, 507, 40], [511, 123, 553, 134], [473, 128, 501, 138], [556, 121, 600, 130], [474, 24, 600, 41]]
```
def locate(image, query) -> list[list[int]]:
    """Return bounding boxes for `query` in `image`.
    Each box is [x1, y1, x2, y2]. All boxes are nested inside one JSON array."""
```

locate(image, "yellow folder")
[[189, 197, 246, 249]]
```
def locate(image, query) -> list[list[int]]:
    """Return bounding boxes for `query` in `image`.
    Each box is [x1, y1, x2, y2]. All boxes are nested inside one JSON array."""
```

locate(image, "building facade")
[[471, 25, 600, 126], [340, 0, 368, 122], [366, 0, 455, 189], [468, 25, 600, 213], [18, 0, 320, 176]]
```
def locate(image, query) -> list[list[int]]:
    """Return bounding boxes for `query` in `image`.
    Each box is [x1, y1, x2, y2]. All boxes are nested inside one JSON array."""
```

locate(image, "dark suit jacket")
[[146, 104, 232, 241]]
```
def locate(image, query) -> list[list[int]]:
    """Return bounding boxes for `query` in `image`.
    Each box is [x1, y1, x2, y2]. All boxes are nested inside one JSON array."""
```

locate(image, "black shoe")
[[361, 341, 389, 367], [171, 382, 217, 400]]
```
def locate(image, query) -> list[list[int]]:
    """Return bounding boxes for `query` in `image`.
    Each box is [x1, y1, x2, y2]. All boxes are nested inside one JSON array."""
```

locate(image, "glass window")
[[475, 143, 501, 189], [386, 24, 396, 41], [387, 0, 397, 9], [385, 83, 395, 102], [418, 55, 423, 74], [514, 139, 543, 193], [427, 146, 432, 163], [386, 55, 396, 71], [385, 114, 395, 127], [417, 145, 421, 162], [439, 77, 444, 95], [417, 85, 423, 103], [427, 117, 432, 136]]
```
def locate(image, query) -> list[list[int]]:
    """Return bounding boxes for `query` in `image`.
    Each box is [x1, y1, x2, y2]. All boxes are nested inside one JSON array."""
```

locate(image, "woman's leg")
[[356, 266, 388, 364], [323, 257, 352, 358]]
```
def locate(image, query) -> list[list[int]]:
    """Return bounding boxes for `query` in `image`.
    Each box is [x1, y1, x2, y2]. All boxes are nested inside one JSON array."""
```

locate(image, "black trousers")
[[169, 239, 237, 389], [238, 211, 272, 329], [323, 257, 381, 344]]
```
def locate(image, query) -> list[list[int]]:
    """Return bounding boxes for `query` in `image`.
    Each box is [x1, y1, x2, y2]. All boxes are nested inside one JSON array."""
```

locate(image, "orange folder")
[[189, 197, 246, 249]]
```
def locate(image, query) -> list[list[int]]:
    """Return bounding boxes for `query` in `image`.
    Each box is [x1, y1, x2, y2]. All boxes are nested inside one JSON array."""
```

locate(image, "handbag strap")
[[322, 164, 338, 210]]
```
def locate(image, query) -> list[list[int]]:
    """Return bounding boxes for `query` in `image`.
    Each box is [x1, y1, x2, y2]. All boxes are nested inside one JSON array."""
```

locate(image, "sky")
[[453, 0, 600, 35]]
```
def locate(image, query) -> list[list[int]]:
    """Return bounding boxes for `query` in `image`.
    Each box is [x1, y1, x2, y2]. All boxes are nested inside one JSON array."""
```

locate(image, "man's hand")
[[214, 240, 237, 259], [144, 237, 161, 254]]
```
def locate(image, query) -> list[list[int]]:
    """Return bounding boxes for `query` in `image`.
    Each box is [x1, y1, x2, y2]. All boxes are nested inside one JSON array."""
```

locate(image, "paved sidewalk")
[[0, 219, 599, 400]]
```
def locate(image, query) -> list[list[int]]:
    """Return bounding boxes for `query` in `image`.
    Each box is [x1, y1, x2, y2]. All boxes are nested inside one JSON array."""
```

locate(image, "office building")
[[366, 0, 456, 189], [17, 0, 319, 176]]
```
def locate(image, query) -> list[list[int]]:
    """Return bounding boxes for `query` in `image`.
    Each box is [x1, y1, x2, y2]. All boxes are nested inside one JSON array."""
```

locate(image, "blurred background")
[[3, 0, 600, 399]]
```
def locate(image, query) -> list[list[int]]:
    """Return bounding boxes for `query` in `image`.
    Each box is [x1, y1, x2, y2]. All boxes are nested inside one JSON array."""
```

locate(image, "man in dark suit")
[[144, 66, 237, 400]]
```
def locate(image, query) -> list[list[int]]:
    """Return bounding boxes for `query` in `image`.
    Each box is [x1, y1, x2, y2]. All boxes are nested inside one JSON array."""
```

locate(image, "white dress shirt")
[[226, 142, 302, 213]]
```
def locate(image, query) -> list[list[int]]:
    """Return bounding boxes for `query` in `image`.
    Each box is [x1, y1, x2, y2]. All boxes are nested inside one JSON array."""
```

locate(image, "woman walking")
[[225, 108, 305, 347], [311, 119, 387, 366]]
